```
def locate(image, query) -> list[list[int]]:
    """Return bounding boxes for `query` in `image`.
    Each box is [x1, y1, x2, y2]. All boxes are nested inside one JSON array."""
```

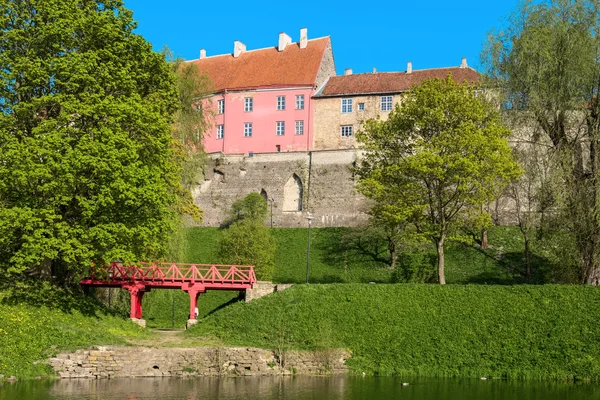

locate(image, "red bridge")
[[80, 262, 256, 324]]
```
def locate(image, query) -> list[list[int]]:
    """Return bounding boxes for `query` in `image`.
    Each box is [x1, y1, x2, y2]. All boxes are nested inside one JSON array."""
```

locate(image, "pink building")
[[188, 29, 335, 155]]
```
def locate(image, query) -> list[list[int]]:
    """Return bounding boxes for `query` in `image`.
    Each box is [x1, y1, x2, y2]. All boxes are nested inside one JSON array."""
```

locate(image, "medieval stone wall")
[[193, 149, 370, 228]]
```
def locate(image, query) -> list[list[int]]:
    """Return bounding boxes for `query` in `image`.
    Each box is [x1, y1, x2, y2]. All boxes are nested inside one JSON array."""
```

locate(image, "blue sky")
[[123, 0, 519, 75]]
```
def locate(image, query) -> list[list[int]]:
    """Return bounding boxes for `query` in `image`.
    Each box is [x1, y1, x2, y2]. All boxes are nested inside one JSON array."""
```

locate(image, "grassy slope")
[[187, 284, 600, 381], [142, 225, 556, 328], [0, 281, 149, 379]]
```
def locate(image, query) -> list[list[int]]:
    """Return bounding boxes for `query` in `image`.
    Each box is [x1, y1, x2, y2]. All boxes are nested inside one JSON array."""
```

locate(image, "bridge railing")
[[86, 262, 257, 285]]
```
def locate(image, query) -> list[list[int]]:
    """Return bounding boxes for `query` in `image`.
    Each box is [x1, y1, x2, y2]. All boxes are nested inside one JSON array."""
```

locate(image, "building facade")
[[189, 29, 335, 155], [312, 60, 480, 150]]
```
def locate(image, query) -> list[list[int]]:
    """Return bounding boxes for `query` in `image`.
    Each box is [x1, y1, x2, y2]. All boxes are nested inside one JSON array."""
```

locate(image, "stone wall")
[[194, 149, 370, 228], [245, 281, 293, 302], [48, 346, 350, 379]]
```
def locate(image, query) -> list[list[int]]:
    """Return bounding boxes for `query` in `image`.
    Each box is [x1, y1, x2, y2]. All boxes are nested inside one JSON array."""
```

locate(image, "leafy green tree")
[[227, 192, 268, 224], [218, 193, 275, 280], [356, 76, 521, 284], [483, 0, 600, 283], [0, 0, 187, 281]]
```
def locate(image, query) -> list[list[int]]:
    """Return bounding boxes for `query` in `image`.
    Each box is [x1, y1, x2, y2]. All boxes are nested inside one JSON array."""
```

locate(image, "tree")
[[356, 76, 521, 284], [0, 1, 187, 282], [483, 0, 600, 283], [227, 192, 268, 225], [218, 193, 275, 280]]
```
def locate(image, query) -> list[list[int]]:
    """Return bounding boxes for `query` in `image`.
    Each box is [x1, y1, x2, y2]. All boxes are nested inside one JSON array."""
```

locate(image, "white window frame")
[[381, 96, 393, 111], [341, 98, 353, 113], [295, 95, 305, 110], [217, 124, 224, 139], [244, 122, 252, 137], [244, 97, 253, 112], [276, 121, 285, 136], [277, 96, 286, 110], [295, 120, 304, 135], [217, 99, 225, 114], [358, 103, 365, 111], [341, 125, 353, 137]]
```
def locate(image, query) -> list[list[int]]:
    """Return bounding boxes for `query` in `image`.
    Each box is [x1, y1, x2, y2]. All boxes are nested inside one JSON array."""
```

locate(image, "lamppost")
[[269, 197, 274, 228], [306, 212, 313, 284]]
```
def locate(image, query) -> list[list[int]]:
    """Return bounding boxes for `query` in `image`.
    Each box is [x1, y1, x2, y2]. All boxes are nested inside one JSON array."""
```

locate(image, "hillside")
[[141, 225, 560, 328], [186, 284, 600, 381], [0, 281, 149, 379]]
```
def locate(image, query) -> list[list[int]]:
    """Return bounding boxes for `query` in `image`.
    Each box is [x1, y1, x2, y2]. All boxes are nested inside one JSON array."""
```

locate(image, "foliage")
[[0, 0, 185, 280], [162, 47, 214, 224], [227, 192, 268, 225], [186, 283, 600, 381], [0, 281, 148, 379], [391, 243, 437, 283], [218, 220, 276, 280], [483, 0, 600, 283], [356, 76, 522, 284], [216, 194, 275, 280]]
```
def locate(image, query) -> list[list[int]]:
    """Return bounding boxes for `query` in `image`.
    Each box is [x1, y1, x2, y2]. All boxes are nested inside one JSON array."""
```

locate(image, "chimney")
[[233, 41, 246, 58], [373, 67, 377, 73], [278, 32, 292, 52], [200, 49, 206, 59], [407, 61, 412, 74], [344, 68, 352, 75], [300, 27, 308, 49], [460, 57, 468, 68]]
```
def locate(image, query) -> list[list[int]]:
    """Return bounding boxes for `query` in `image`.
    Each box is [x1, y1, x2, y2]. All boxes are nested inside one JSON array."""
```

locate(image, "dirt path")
[[126, 329, 222, 348]]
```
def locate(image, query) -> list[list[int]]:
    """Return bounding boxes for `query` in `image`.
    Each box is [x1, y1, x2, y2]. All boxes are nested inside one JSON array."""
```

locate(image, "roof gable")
[[188, 37, 330, 92]]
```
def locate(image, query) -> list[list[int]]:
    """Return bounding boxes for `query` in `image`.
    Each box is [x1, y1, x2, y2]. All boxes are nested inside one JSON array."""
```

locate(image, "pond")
[[1, 376, 599, 400]]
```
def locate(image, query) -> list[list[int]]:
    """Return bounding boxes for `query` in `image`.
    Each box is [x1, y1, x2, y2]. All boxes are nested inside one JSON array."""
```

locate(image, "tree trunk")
[[435, 236, 446, 285], [524, 237, 531, 279], [388, 238, 398, 271], [481, 228, 488, 249]]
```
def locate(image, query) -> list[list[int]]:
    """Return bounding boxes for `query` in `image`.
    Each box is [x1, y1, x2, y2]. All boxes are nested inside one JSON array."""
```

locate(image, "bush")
[[218, 220, 276, 280], [392, 246, 437, 283]]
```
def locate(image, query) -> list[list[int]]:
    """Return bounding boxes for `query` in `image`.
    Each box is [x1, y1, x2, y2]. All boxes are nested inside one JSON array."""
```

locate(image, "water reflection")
[[1, 376, 599, 400]]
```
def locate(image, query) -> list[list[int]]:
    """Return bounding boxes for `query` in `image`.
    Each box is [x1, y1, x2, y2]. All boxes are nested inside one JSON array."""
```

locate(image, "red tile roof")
[[317, 67, 480, 97], [188, 37, 330, 92]]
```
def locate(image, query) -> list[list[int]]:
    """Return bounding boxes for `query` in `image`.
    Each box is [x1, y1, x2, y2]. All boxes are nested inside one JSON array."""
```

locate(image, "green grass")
[[0, 280, 149, 379], [186, 284, 600, 381], [141, 226, 559, 328], [180, 225, 555, 285]]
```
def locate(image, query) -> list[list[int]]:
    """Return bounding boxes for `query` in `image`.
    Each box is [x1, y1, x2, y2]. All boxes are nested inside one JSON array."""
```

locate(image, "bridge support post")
[[185, 285, 206, 329], [124, 284, 147, 327]]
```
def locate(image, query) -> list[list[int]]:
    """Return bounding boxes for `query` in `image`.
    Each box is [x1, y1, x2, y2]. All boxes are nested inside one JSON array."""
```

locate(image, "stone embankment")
[[48, 346, 349, 379]]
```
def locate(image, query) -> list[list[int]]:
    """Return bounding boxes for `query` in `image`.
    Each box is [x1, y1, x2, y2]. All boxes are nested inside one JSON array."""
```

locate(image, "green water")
[[1, 376, 599, 400]]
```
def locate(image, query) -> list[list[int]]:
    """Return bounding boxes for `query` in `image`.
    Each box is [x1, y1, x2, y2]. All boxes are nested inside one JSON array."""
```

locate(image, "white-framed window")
[[244, 123, 252, 137], [277, 96, 286, 110], [216, 124, 224, 139], [217, 99, 225, 114], [341, 125, 353, 137], [358, 103, 365, 111], [295, 120, 304, 135], [341, 98, 353, 113], [381, 96, 393, 111], [244, 97, 253, 112], [295, 95, 305, 110], [276, 121, 285, 136]]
